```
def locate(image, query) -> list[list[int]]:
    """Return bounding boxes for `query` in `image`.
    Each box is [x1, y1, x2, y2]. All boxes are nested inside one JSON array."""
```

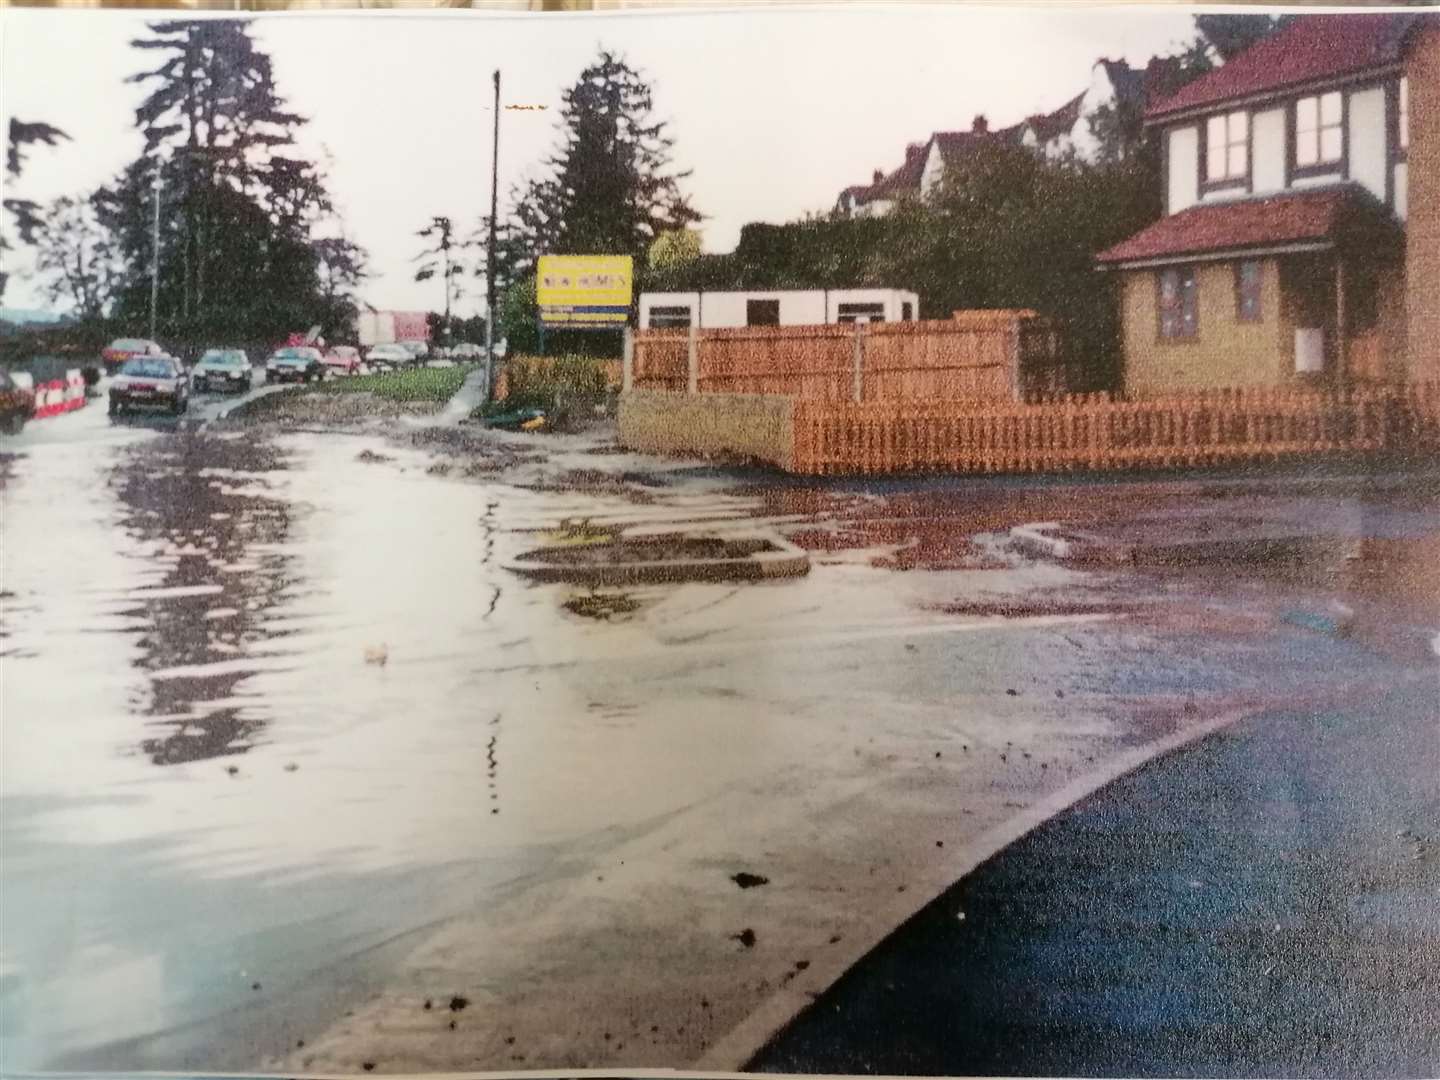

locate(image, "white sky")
[[0, 4, 1198, 316]]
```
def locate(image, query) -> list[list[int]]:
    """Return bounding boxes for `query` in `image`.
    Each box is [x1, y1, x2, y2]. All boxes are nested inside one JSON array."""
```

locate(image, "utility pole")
[[149, 163, 163, 342], [485, 69, 501, 401]]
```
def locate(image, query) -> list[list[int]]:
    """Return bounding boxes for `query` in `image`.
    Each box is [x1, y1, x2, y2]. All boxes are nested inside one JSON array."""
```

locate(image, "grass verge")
[[319, 364, 475, 403]]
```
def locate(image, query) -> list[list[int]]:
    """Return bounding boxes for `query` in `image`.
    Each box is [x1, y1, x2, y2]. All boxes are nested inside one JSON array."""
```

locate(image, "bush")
[[486, 354, 614, 430]]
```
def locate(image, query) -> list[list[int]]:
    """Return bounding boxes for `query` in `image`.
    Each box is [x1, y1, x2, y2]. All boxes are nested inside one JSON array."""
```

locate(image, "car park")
[[323, 345, 363, 376], [266, 346, 326, 383], [191, 349, 253, 393], [108, 356, 189, 416], [364, 343, 413, 371], [101, 337, 165, 373]]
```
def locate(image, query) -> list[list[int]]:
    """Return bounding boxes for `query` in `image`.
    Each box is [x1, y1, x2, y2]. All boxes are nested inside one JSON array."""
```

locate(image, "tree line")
[[3, 19, 366, 353]]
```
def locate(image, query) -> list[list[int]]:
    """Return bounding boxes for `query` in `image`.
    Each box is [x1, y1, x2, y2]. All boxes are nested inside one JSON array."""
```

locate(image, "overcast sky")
[[0, 5, 1198, 316]]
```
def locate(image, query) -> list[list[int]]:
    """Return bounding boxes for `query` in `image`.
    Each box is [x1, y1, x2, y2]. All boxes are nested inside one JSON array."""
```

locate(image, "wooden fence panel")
[[789, 383, 1440, 475]]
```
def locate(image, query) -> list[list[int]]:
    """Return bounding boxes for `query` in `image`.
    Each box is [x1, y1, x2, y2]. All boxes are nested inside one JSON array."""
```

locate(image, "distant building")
[[355, 309, 431, 346], [835, 59, 1153, 217], [1096, 13, 1437, 393], [638, 289, 919, 330]]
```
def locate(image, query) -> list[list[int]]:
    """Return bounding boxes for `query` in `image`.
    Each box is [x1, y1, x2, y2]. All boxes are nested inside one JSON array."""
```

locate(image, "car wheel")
[[172, 396, 186, 416], [108, 399, 121, 417], [1, 412, 24, 435]]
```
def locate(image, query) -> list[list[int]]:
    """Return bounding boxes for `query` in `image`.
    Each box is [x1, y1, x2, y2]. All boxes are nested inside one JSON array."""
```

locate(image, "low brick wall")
[[618, 389, 794, 470]]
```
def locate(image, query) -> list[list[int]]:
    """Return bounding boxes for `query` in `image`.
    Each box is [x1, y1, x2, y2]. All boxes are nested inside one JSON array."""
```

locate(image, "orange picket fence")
[[788, 382, 1440, 475]]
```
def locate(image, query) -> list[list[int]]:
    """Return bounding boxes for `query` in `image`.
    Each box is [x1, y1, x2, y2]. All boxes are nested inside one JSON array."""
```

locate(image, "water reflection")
[[108, 433, 294, 766]]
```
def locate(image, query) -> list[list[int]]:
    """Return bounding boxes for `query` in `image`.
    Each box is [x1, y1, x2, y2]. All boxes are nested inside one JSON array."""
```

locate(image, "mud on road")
[[3, 401, 1437, 1074]]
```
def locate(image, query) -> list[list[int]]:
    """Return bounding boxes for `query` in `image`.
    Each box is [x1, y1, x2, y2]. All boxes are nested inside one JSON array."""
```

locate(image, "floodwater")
[[3, 400, 1438, 1073]]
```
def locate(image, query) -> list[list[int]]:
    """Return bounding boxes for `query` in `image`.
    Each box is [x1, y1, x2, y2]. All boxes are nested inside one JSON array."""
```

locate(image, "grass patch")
[[321, 364, 474, 403]]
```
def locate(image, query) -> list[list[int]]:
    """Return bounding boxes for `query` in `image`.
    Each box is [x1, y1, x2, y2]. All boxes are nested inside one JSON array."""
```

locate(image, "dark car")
[[108, 356, 189, 416], [266, 346, 325, 383], [0, 370, 36, 434], [192, 349, 253, 393]]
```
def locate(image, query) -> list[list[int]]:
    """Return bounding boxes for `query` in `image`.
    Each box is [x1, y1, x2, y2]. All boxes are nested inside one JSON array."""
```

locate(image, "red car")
[[323, 345, 362, 376], [101, 337, 165, 373]]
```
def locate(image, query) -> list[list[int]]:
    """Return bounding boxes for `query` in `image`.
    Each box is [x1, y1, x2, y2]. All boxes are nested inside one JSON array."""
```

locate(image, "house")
[[637, 289, 919, 330], [1097, 13, 1438, 394], [835, 58, 1149, 216]]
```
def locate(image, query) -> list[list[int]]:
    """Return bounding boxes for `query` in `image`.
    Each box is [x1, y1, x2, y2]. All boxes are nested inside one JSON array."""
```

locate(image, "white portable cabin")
[[638, 288, 920, 330]]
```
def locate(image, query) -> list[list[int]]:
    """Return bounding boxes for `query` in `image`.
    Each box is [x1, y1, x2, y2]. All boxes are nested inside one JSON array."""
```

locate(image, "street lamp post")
[[149, 163, 164, 341], [485, 69, 500, 402]]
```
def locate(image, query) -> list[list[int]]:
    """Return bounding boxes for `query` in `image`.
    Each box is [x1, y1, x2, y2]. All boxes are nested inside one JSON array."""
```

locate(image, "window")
[[1295, 91, 1343, 170], [1158, 267, 1198, 340], [1399, 76, 1409, 154], [1235, 260, 1263, 322], [648, 305, 692, 329], [837, 302, 886, 324], [1205, 110, 1248, 183], [745, 299, 781, 326], [901, 302, 914, 321]]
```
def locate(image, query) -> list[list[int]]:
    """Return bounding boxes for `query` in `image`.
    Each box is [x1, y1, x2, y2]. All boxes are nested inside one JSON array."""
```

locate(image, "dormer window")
[[1295, 91, 1343, 172], [1205, 110, 1249, 185]]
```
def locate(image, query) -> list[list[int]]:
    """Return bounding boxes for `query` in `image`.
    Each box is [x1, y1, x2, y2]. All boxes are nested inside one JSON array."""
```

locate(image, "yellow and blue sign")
[[537, 254, 633, 329]]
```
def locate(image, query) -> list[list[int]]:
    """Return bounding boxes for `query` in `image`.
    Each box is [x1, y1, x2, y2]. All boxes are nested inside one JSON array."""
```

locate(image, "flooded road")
[[3, 399, 1438, 1073]]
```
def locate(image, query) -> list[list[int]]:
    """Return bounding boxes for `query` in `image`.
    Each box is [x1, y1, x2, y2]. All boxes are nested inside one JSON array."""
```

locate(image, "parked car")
[[449, 342, 484, 360], [108, 356, 188, 416], [398, 341, 429, 362], [323, 345, 363, 376], [101, 337, 165, 373], [191, 349, 253, 393], [365, 343, 413, 371], [266, 346, 325, 383], [0, 369, 36, 434]]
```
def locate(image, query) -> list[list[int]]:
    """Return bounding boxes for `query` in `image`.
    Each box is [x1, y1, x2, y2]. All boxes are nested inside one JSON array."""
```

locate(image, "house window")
[[648, 305, 692, 329], [1158, 267, 1198, 340], [1399, 76, 1409, 154], [901, 302, 914, 321], [1235, 260, 1263, 322], [745, 299, 780, 327], [837, 302, 886, 324], [1295, 91, 1343, 170], [1205, 110, 1248, 183]]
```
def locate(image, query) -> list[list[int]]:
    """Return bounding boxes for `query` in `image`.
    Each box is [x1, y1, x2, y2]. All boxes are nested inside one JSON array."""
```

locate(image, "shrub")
[[488, 354, 615, 429]]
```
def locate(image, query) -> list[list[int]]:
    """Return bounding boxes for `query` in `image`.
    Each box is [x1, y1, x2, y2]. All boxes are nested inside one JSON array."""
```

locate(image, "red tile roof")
[[1095, 186, 1399, 265], [1147, 14, 1431, 120]]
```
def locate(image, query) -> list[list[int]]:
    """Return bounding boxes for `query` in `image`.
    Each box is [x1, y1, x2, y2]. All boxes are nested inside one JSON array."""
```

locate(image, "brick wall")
[[1407, 22, 1440, 382], [1119, 259, 1290, 395], [617, 390, 794, 469]]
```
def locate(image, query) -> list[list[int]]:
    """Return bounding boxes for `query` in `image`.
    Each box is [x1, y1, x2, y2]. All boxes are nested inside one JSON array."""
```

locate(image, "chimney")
[[872, 169, 885, 183], [972, 114, 989, 134]]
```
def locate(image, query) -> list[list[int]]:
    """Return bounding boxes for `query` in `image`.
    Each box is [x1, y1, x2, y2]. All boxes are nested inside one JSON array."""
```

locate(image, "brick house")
[[1097, 13, 1439, 395]]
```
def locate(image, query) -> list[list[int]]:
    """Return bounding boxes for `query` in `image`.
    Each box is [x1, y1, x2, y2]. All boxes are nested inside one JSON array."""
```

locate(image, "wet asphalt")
[[2, 386, 1437, 1074], [750, 675, 1440, 1077]]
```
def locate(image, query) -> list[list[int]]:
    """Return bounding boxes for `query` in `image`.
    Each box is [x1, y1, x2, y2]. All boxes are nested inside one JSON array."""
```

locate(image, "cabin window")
[[1399, 76, 1409, 155], [1295, 91, 1343, 170], [901, 302, 914, 321], [837, 302, 886, 324], [1205, 110, 1248, 184], [1235, 260, 1263, 322], [648, 305, 692, 329], [1158, 266, 1198, 340], [746, 299, 780, 326]]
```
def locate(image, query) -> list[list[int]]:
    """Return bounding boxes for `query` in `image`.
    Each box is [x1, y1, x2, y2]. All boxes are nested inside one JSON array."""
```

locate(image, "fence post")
[[622, 326, 634, 394], [687, 324, 699, 395], [852, 320, 865, 403]]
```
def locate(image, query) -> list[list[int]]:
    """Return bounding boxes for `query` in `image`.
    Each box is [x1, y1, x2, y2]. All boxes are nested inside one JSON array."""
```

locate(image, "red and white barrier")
[[31, 369, 87, 419]]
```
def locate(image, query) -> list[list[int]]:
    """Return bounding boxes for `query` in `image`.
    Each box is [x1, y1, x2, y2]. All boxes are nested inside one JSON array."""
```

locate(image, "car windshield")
[[119, 358, 173, 378], [273, 348, 316, 361], [200, 351, 245, 367]]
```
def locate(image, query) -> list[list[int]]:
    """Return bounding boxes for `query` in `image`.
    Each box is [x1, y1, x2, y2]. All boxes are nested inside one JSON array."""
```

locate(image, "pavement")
[[750, 674, 1440, 1078], [1, 393, 1437, 1075]]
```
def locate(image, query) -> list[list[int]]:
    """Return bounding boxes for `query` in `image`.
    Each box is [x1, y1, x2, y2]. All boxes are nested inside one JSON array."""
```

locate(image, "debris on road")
[[731, 872, 769, 889]]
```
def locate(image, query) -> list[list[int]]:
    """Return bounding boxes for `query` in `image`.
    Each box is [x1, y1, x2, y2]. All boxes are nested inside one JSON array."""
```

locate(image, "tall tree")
[[414, 215, 467, 339], [3, 118, 71, 300], [506, 50, 699, 269], [1194, 14, 1294, 63], [33, 194, 123, 318]]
